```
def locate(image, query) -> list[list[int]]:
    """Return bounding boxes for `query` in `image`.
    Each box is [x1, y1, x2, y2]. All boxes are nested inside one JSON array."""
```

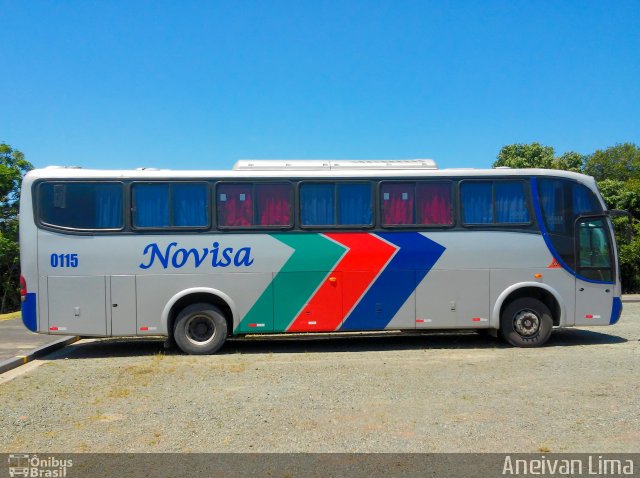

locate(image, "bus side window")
[[256, 184, 292, 226], [416, 182, 452, 225], [133, 184, 169, 227], [40, 182, 123, 230], [217, 184, 254, 227], [172, 183, 208, 227], [495, 182, 529, 223], [337, 183, 372, 226], [461, 182, 493, 224], [300, 183, 335, 226], [381, 182, 415, 225], [577, 218, 612, 281]]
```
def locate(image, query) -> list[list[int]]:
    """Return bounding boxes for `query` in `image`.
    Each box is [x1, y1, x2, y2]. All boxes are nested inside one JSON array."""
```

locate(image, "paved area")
[[0, 318, 73, 362]]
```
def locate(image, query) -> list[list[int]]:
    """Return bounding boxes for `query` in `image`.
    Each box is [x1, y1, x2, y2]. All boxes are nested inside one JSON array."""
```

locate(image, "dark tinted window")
[[537, 178, 604, 269], [39, 182, 123, 229], [133, 183, 208, 228]]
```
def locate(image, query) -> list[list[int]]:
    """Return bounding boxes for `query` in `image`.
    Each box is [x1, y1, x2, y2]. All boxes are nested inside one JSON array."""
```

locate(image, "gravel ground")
[[1, 303, 639, 453]]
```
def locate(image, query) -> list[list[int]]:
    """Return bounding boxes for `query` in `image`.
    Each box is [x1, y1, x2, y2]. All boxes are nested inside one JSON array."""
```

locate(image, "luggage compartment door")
[[48, 276, 106, 335]]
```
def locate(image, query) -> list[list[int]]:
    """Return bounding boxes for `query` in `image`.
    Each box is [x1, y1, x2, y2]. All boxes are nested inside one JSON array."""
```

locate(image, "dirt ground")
[[1, 302, 638, 453]]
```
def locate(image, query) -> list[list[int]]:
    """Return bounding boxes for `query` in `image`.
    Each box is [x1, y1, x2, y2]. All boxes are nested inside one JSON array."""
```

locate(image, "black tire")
[[173, 303, 228, 355], [500, 297, 553, 347]]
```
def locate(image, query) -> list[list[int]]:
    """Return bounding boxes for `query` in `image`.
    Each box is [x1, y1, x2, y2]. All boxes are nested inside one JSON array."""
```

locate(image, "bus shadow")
[[546, 328, 628, 347], [45, 328, 627, 359]]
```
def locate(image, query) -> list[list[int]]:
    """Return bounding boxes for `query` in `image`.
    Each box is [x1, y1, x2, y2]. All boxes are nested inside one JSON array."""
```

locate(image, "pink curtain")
[[256, 184, 291, 226], [381, 183, 414, 225], [416, 183, 452, 225], [218, 184, 253, 226]]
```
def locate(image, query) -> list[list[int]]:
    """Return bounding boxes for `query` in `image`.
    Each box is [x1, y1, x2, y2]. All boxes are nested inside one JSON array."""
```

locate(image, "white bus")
[[19, 160, 623, 354]]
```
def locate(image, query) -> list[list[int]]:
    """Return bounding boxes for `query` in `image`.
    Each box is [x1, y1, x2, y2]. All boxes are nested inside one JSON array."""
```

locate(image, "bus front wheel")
[[500, 297, 553, 347], [173, 303, 228, 355]]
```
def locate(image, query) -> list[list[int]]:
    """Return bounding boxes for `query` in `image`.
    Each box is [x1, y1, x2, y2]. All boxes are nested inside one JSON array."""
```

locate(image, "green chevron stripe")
[[236, 234, 345, 333]]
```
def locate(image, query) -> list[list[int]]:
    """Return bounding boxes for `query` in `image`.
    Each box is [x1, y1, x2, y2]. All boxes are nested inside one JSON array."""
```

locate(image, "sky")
[[1, 0, 639, 171]]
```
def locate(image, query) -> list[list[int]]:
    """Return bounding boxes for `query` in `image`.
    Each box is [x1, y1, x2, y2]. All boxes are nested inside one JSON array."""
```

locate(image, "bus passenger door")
[[574, 216, 615, 326], [110, 275, 137, 336], [47, 276, 107, 335]]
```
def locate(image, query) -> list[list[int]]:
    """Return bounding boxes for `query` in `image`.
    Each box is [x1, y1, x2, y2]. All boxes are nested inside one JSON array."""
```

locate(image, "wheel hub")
[[513, 309, 540, 337], [185, 315, 216, 345]]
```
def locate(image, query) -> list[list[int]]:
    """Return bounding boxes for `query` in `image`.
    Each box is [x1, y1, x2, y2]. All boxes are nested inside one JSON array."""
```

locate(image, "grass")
[[0, 311, 20, 321]]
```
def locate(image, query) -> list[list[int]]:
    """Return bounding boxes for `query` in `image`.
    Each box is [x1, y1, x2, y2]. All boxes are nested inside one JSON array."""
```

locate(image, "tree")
[[0, 143, 33, 313], [553, 151, 584, 173], [494, 142, 555, 169], [583, 143, 640, 182]]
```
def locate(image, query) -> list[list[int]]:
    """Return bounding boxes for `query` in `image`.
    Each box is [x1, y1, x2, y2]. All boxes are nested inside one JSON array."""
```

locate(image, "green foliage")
[[494, 143, 556, 169], [553, 151, 584, 173], [583, 143, 640, 182], [496, 142, 640, 292], [617, 221, 640, 293], [0, 143, 33, 313]]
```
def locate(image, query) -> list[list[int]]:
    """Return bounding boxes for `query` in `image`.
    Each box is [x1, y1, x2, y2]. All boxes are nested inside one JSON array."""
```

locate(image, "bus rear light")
[[140, 326, 149, 331], [585, 315, 593, 319], [50, 326, 58, 331], [20, 275, 27, 301]]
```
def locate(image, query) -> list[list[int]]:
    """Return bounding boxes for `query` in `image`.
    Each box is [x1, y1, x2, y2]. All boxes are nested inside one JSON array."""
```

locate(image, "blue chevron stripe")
[[340, 232, 446, 331]]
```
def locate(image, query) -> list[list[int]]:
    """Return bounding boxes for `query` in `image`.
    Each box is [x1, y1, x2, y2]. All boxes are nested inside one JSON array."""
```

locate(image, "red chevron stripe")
[[287, 233, 397, 332]]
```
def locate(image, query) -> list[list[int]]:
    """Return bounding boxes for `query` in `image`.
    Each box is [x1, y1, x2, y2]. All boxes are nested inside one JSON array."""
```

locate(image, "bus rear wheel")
[[500, 297, 553, 347], [173, 303, 228, 355]]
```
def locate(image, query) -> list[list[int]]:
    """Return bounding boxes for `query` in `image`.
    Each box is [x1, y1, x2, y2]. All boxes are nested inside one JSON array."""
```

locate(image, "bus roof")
[[24, 162, 597, 187]]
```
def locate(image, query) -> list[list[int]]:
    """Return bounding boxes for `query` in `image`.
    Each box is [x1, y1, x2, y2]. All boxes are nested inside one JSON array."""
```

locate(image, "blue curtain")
[[173, 183, 207, 226], [496, 182, 530, 223], [301, 184, 335, 225], [572, 183, 598, 217], [95, 183, 123, 228], [338, 183, 372, 225], [461, 183, 493, 224], [134, 184, 169, 227], [538, 179, 566, 233]]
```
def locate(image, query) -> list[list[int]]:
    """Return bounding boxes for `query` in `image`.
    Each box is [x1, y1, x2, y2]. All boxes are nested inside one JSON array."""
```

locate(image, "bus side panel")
[[47, 276, 107, 335], [416, 270, 490, 328], [38, 275, 49, 333], [383, 284, 416, 330], [574, 279, 614, 326], [135, 273, 274, 335], [489, 268, 575, 327], [19, 176, 40, 332]]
